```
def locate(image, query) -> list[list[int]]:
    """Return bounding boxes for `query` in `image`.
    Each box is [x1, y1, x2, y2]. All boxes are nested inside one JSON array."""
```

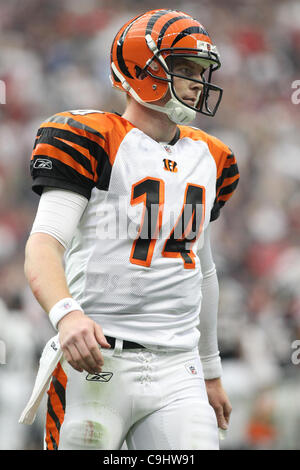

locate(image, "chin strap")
[[149, 98, 196, 125], [111, 62, 196, 125]]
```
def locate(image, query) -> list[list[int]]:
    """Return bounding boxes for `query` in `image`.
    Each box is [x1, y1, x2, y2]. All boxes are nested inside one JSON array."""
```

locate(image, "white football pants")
[[45, 340, 219, 450]]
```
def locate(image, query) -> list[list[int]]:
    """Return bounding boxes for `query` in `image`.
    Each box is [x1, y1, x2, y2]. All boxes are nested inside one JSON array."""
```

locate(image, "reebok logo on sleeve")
[[33, 158, 53, 169]]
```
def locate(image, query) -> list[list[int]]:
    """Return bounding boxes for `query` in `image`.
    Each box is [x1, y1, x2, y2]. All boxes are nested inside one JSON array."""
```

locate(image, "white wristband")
[[49, 297, 83, 330], [200, 354, 222, 380]]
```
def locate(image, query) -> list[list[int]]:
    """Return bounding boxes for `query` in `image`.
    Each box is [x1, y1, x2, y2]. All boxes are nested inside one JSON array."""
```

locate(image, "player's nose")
[[190, 78, 203, 92]]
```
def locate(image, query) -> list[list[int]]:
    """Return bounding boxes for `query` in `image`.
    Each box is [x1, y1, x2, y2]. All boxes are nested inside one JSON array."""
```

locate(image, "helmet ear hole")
[[135, 66, 147, 80]]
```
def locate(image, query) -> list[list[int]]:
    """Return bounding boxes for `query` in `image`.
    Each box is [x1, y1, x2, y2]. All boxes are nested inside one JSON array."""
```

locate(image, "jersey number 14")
[[130, 177, 205, 269]]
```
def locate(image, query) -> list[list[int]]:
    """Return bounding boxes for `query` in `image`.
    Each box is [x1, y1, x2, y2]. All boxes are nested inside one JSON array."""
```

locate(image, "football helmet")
[[110, 9, 223, 124]]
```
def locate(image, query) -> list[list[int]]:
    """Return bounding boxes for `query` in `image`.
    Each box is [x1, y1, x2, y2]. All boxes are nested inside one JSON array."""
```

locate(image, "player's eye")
[[176, 67, 194, 77]]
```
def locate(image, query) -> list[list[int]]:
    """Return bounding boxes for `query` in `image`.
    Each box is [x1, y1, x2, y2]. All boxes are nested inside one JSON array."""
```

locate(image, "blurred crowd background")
[[0, 0, 299, 450]]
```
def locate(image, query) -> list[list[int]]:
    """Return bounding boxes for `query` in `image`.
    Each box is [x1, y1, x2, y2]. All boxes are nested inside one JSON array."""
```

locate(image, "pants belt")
[[105, 336, 145, 350]]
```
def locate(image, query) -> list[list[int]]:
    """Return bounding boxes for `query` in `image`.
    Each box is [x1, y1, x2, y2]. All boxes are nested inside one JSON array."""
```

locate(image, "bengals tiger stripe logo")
[[163, 158, 178, 172]]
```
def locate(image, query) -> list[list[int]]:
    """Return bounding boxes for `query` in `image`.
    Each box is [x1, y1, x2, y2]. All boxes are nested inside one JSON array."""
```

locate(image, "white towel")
[[19, 334, 63, 425]]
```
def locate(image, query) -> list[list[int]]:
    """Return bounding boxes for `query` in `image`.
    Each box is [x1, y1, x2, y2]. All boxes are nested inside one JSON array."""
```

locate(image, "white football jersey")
[[31, 110, 239, 351]]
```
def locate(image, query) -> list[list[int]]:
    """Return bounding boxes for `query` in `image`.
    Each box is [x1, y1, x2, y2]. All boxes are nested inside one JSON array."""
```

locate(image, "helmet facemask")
[[142, 44, 223, 119]]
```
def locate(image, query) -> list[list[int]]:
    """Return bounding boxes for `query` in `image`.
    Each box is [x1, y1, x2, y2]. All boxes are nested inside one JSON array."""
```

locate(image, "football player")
[[23, 9, 239, 450]]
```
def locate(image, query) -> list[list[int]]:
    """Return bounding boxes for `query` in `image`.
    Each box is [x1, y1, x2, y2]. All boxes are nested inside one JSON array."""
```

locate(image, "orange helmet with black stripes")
[[110, 9, 222, 124]]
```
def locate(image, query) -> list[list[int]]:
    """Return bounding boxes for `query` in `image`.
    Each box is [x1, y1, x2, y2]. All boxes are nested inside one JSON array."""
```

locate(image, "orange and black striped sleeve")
[[210, 143, 239, 221], [30, 112, 111, 199], [178, 126, 239, 222]]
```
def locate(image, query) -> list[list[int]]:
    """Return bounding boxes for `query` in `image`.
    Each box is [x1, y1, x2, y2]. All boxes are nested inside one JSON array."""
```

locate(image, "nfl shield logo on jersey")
[[185, 363, 198, 375]]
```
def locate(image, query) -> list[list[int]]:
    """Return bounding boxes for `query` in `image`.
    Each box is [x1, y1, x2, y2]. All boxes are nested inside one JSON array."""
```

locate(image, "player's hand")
[[57, 310, 111, 374], [205, 377, 232, 431]]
